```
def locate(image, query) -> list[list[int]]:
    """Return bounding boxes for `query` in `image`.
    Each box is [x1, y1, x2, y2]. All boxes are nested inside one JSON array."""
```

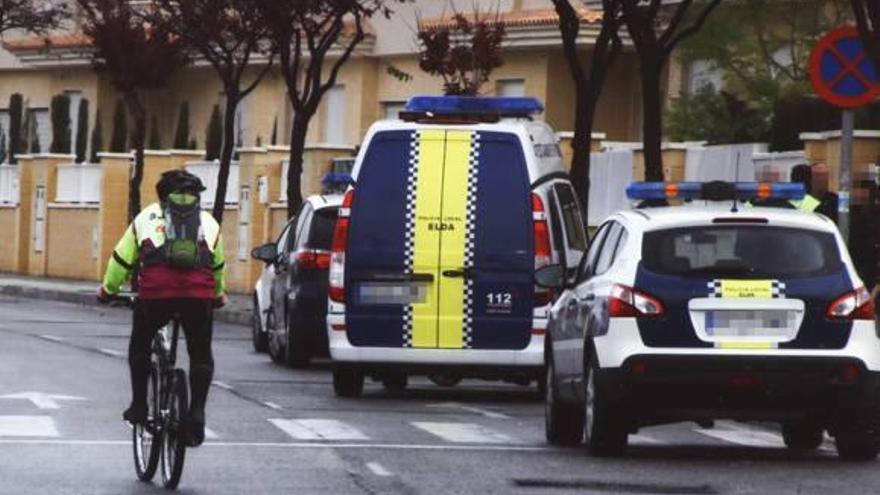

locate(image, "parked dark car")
[[251, 194, 342, 368]]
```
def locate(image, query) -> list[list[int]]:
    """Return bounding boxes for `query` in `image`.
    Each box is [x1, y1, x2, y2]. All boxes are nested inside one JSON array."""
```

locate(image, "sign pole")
[[839, 109, 854, 243]]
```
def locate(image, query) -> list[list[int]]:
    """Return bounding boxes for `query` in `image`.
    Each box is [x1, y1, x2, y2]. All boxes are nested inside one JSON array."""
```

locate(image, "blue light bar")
[[626, 182, 806, 201], [322, 172, 353, 188], [404, 96, 544, 117]]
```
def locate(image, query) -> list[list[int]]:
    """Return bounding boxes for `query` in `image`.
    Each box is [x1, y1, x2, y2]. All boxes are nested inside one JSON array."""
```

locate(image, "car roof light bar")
[[626, 181, 806, 202]]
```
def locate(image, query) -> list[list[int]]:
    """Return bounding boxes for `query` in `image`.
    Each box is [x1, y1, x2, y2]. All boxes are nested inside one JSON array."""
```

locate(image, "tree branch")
[[664, 0, 723, 54]]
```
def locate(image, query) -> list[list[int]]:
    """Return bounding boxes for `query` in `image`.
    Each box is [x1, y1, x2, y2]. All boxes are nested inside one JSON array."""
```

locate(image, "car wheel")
[[251, 295, 268, 353], [782, 421, 823, 451], [382, 373, 408, 392], [583, 359, 628, 457], [544, 355, 584, 446], [285, 311, 311, 369], [428, 375, 462, 387], [333, 365, 364, 398]]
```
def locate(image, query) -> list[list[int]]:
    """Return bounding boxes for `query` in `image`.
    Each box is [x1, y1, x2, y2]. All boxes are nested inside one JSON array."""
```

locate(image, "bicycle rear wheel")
[[161, 369, 188, 489], [133, 364, 161, 481]]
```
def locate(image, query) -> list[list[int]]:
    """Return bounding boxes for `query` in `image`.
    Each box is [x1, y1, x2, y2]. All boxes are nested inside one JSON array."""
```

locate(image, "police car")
[[326, 96, 587, 397], [538, 181, 880, 460]]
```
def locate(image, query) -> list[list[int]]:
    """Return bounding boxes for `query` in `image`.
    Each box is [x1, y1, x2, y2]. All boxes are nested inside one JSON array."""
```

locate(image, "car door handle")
[[442, 268, 477, 279], [580, 294, 596, 302]]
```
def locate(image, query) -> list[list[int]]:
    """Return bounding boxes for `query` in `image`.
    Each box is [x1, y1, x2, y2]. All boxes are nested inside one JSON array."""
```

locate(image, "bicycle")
[[111, 295, 189, 490]]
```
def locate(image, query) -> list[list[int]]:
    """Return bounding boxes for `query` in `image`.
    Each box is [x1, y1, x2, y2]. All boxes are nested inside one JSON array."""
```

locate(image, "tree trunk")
[[125, 92, 146, 223], [286, 113, 310, 219], [641, 63, 665, 182], [569, 90, 595, 222], [213, 93, 240, 224]]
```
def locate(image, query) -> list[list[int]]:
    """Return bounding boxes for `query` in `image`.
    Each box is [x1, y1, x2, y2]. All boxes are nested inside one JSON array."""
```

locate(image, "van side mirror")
[[534, 264, 566, 290], [251, 243, 278, 264]]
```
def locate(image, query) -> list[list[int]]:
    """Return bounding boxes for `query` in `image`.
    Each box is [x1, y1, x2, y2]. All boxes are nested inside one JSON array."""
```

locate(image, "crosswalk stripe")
[[0, 415, 59, 437], [411, 422, 516, 444], [268, 419, 370, 441], [696, 422, 783, 448], [204, 427, 219, 440], [629, 433, 661, 445]]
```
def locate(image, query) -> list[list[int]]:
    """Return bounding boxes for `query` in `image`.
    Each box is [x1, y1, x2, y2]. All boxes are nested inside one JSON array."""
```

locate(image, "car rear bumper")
[[596, 355, 880, 422], [326, 312, 544, 369]]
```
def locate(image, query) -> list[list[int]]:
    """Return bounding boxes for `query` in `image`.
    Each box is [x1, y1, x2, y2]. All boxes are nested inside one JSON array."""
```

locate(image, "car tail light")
[[329, 190, 354, 303], [827, 286, 875, 320], [532, 193, 553, 307], [608, 284, 664, 317], [292, 249, 331, 270]]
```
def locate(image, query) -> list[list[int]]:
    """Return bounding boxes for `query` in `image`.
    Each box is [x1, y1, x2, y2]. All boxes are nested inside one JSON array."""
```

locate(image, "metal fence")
[[185, 160, 240, 206]]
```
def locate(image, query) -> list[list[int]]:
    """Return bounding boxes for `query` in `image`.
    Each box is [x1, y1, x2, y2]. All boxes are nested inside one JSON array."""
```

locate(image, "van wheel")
[[285, 314, 311, 369], [583, 360, 628, 457], [545, 356, 584, 446], [782, 421, 823, 451], [333, 366, 364, 398], [251, 295, 268, 353], [382, 373, 408, 392], [835, 394, 880, 461]]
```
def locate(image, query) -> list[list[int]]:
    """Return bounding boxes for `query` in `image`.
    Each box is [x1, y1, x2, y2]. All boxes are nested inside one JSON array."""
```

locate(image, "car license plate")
[[358, 282, 428, 305], [704, 310, 795, 339]]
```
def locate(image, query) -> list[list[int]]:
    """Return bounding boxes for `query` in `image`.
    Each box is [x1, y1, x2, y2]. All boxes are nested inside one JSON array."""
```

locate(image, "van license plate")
[[358, 283, 428, 305], [704, 310, 795, 339]]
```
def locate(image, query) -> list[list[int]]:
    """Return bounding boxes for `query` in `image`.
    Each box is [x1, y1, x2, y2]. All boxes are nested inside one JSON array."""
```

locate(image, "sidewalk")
[[0, 273, 252, 327]]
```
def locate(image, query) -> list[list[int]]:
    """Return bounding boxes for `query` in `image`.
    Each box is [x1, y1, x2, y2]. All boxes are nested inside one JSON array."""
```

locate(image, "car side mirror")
[[534, 264, 566, 290], [251, 243, 278, 264]]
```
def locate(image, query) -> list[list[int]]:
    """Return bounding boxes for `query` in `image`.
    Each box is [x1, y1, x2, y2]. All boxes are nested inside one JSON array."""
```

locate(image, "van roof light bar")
[[402, 96, 544, 123]]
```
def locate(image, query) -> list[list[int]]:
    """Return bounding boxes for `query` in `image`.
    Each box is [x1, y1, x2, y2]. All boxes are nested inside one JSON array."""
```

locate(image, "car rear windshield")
[[641, 226, 841, 279], [307, 208, 339, 250]]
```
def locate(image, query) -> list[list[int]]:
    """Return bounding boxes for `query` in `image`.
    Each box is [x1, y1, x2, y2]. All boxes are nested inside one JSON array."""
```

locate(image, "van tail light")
[[532, 193, 553, 306], [609, 284, 664, 317], [827, 286, 875, 320], [292, 249, 331, 270], [329, 190, 354, 303]]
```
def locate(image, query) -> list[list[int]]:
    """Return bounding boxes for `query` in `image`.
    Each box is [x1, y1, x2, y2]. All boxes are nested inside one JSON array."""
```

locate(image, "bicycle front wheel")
[[133, 364, 161, 481], [161, 369, 188, 489]]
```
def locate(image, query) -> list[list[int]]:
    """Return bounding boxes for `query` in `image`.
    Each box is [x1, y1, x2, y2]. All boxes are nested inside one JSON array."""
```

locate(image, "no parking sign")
[[809, 25, 880, 108]]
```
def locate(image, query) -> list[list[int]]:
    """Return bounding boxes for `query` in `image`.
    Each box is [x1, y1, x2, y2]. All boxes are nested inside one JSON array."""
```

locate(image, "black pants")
[[129, 298, 215, 418]]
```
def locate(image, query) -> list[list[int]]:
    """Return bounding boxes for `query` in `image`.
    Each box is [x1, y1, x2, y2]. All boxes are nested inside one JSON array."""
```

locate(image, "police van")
[[326, 96, 587, 397], [539, 182, 880, 460]]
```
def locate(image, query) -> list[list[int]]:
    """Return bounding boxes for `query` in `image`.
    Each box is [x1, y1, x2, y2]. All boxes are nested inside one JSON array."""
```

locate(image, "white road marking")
[[630, 433, 661, 445], [204, 427, 219, 440], [697, 421, 783, 448], [366, 462, 393, 477], [412, 422, 516, 444], [0, 439, 549, 451], [0, 392, 86, 410], [426, 402, 512, 420], [212, 381, 234, 391], [0, 416, 60, 437], [262, 401, 283, 411], [38, 335, 63, 342], [98, 348, 123, 357], [269, 419, 370, 441]]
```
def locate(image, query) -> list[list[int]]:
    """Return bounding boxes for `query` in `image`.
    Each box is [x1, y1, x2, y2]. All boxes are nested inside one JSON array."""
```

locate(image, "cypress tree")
[[49, 94, 71, 154], [148, 115, 161, 149], [0, 125, 7, 164], [29, 115, 40, 154], [90, 111, 103, 163], [270, 116, 277, 146], [205, 104, 223, 161], [8, 93, 22, 163], [188, 138, 197, 150], [75, 98, 89, 162], [110, 100, 127, 152], [173, 101, 190, 149]]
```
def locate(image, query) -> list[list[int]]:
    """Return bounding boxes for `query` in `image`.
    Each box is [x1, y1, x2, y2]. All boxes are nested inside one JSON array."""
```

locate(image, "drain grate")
[[512, 478, 716, 494]]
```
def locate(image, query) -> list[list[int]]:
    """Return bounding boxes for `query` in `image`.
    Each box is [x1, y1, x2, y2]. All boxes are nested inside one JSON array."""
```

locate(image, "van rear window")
[[641, 226, 841, 279]]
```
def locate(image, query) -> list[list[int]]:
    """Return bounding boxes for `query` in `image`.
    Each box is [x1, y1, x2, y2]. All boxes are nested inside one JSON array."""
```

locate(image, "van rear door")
[[346, 129, 532, 350]]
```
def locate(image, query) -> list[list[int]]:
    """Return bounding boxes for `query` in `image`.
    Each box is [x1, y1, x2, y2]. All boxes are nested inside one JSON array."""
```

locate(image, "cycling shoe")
[[123, 404, 148, 424]]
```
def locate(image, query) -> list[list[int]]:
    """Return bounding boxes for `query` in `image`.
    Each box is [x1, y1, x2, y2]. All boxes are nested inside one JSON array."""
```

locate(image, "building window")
[[382, 101, 406, 120], [496, 79, 526, 97], [323, 85, 346, 144], [688, 60, 723, 94]]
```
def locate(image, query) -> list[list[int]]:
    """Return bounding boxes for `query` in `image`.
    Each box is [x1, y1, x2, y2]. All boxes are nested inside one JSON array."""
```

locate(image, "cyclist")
[[98, 169, 227, 447]]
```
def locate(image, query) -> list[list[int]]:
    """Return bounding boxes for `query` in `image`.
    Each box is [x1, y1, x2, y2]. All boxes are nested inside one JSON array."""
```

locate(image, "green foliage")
[[0, 125, 7, 164], [205, 104, 223, 161], [679, 0, 850, 117], [666, 85, 768, 144], [188, 138, 197, 150], [173, 101, 190, 149], [29, 113, 40, 154], [148, 114, 161, 149], [110, 100, 127, 152], [49, 93, 71, 154], [90, 110, 103, 163], [8, 93, 22, 163], [75, 98, 89, 162]]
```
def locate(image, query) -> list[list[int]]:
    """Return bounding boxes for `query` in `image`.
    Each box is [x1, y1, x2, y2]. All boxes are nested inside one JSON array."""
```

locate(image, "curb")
[[0, 284, 252, 327]]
